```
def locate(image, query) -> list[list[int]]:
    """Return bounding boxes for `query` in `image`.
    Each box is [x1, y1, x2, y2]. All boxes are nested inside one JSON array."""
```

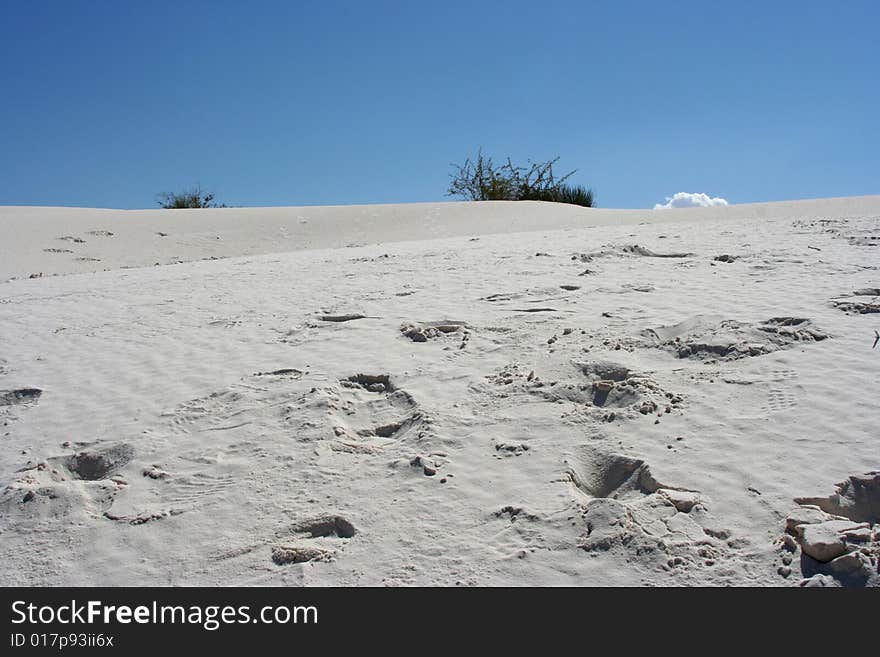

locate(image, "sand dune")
[[3, 195, 878, 281], [1, 196, 878, 586]]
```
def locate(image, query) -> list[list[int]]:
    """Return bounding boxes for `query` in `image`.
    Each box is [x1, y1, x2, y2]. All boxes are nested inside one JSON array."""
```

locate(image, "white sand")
[[1, 196, 878, 586]]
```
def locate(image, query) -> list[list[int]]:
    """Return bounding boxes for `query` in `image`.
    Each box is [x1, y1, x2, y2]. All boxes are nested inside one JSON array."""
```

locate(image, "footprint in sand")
[[105, 464, 236, 525], [768, 369, 799, 382], [271, 514, 357, 565], [483, 506, 546, 560], [1, 442, 136, 525], [400, 321, 470, 349], [327, 374, 425, 451], [167, 389, 253, 435], [7, 440, 222, 527], [1, 388, 42, 406], [641, 315, 829, 361], [831, 289, 880, 314], [494, 441, 531, 457], [763, 388, 798, 413], [480, 361, 682, 422], [563, 447, 741, 576], [49, 443, 135, 481]]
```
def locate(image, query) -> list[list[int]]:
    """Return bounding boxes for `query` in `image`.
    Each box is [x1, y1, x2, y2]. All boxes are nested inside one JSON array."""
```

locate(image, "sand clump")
[[780, 473, 880, 587]]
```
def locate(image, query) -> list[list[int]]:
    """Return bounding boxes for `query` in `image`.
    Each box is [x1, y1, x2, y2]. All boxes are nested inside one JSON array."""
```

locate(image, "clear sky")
[[1, 1, 877, 209]]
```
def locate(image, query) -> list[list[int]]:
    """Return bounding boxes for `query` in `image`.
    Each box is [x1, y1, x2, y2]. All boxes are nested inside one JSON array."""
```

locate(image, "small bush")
[[156, 185, 225, 209], [448, 150, 594, 207], [552, 184, 595, 208]]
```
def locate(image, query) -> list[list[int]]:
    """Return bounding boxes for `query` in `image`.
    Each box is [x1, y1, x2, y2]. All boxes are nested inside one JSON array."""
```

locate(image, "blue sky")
[[1, 1, 877, 209]]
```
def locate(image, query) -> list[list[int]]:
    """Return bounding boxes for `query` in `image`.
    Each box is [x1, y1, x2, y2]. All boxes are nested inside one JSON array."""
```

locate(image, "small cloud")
[[654, 192, 728, 210]]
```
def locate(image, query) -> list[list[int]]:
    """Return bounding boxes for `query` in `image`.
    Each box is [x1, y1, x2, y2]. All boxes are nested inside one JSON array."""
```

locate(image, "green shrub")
[[447, 150, 595, 207], [156, 185, 226, 209], [552, 184, 595, 207]]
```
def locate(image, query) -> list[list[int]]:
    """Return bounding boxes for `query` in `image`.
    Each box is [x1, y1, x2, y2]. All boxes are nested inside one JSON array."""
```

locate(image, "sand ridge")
[[3, 195, 879, 282]]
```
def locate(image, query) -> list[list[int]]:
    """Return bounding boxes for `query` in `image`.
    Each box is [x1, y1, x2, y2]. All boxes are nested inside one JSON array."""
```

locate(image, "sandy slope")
[[3, 196, 877, 282], [0, 197, 878, 586]]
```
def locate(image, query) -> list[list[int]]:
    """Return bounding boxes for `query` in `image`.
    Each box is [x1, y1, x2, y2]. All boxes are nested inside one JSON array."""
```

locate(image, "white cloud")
[[653, 192, 729, 210]]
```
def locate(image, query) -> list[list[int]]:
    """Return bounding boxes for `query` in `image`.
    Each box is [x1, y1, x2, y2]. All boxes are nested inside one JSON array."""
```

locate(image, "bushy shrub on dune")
[[156, 185, 226, 209], [551, 184, 595, 207], [448, 150, 595, 207]]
